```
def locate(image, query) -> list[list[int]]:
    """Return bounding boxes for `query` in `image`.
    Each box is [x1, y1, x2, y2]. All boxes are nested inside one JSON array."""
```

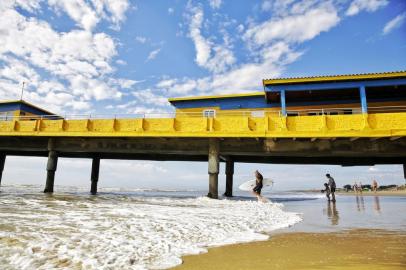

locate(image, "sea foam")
[[0, 187, 301, 269]]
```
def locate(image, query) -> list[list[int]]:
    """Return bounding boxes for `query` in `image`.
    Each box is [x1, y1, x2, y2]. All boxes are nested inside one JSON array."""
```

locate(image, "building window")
[[203, 109, 216, 118]]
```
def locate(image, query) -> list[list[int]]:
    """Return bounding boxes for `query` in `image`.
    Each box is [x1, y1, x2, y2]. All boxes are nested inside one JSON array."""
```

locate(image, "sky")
[[1, 0, 406, 191]]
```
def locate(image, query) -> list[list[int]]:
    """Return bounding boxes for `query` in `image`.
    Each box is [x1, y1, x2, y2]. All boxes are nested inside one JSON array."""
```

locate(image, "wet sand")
[[173, 195, 406, 269], [174, 229, 406, 270]]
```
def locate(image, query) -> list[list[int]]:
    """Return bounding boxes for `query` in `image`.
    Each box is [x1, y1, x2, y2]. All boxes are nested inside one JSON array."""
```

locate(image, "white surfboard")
[[238, 178, 274, 191]]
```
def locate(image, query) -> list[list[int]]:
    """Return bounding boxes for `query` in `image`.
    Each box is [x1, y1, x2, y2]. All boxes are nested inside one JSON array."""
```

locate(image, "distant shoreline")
[[336, 190, 406, 197], [291, 187, 406, 197]]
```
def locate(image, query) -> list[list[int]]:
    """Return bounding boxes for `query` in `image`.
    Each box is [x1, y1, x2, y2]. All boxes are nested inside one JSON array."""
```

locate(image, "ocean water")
[[0, 185, 303, 270]]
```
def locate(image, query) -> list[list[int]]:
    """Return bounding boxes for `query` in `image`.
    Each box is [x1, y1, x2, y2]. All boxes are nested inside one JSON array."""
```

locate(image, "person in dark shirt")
[[326, 173, 336, 202]]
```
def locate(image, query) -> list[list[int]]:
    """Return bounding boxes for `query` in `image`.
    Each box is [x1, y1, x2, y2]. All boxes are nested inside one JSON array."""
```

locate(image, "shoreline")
[[173, 229, 406, 270], [173, 194, 406, 269]]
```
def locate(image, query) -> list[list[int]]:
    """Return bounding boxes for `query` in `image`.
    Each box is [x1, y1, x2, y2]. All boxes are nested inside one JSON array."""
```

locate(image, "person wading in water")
[[326, 173, 336, 202]]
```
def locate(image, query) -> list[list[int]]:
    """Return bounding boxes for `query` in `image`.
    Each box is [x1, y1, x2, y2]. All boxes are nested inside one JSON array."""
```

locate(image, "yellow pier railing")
[[1, 111, 406, 138]]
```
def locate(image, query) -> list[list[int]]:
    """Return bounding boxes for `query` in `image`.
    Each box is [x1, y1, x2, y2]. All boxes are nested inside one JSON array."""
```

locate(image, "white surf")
[[0, 185, 300, 270]]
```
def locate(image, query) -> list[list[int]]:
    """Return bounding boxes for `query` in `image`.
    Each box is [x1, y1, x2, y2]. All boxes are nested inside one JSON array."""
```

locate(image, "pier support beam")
[[224, 159, 234, 197], [207, 139, 219, 199], [90, 157, 100, 195], [44, 151, 58, 193], [0, 154, 5, 186]]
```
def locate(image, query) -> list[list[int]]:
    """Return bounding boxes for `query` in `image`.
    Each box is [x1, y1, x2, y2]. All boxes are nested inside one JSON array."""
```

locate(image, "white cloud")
[[156, 79, 178, 89], [48, 0, 130, 31], [204, 45, 236, 74], [48, 0, 99, 31], [135, 36, 147, 43], [244, 6, 340, 46], [0, 3, 134, 114], [208, 0, 222, 9], [261, 0, 272, 12], [346, 0, 388, 16], [116, 59, 127, 65], [0, 0, 42, 13], [168, 7, 174, 14], [186, 4, 235, 73], [146, 48, 161, 62], [132, 89, 170, 107], [163, 1, 340, 97], [102, 0, 130, 29], [188, 5, 211, 67], [382, 12, 406, 35]]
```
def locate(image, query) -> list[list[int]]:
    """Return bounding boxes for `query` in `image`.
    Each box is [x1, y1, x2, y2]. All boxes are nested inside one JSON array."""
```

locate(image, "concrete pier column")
[[90, 157, 100, 195], [403, 164, 406, 180], [44, 151, 58, 193], [207, 138, 219, 199], [224, 159, 234, 197], [0, 154, 6, 186]]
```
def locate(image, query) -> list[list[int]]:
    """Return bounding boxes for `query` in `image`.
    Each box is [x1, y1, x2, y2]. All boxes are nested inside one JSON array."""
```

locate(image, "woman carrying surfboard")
[[252, 170, 266, 202]]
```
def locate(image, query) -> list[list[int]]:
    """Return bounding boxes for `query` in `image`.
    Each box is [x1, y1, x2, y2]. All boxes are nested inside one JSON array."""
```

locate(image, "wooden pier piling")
[[207, 139, 219, 199], [90, 157, 100, 195], [224, 159, 234, 197], [44, 151, 58, 193], [0, 154, 5, 186]]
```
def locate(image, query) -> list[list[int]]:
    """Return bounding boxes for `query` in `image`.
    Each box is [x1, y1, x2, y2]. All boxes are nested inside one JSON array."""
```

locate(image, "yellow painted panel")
[[144, 119, 174, 132], [268, 116, 286, 131], [287, 116, 323, 131], [64, 120, 88, 132], [15, 121, 37, 132], [40, 120, 64, 132], [174, 118, 206, 132], [369, 113, 406, 130], [326, 115, 363, 131], [213, 117, 250, 132], [91, 119, 115, 132], [0, 121, 14, 132], [114, 119, 137, 132]]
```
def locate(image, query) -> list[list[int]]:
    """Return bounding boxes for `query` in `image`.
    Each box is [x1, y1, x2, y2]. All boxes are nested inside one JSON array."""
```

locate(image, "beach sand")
[[174, 229, 406, 270], [173, 195, 406, 269]]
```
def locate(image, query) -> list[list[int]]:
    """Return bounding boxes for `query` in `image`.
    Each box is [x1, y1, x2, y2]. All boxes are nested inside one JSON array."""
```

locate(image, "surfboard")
[[238, 178, 274, 191]]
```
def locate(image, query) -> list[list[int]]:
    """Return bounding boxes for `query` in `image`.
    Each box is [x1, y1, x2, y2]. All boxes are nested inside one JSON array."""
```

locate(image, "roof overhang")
[[168, 92, 264, 103], [262, 71, 406, 87]]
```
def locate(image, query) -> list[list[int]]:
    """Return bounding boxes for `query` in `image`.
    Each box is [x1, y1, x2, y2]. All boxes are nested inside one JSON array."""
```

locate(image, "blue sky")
[[1, 0, 406, 191]]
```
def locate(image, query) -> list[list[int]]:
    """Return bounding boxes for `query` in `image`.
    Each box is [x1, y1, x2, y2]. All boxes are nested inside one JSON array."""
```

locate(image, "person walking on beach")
[[252, 170, 266, 202], [353, 181, 358, 193], [372, 179, 378, 193], [326, 173, 336, 202]]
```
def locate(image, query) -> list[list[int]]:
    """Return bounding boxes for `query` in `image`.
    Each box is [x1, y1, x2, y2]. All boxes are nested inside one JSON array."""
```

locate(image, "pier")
[[1, 71, 405, 197], [0, 111, 406, 197]]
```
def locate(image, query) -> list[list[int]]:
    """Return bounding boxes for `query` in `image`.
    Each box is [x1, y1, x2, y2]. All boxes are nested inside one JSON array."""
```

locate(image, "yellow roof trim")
[[168, 91, 264, 102], [263, 71, 406, 86], [0, 100, 56, 115]]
